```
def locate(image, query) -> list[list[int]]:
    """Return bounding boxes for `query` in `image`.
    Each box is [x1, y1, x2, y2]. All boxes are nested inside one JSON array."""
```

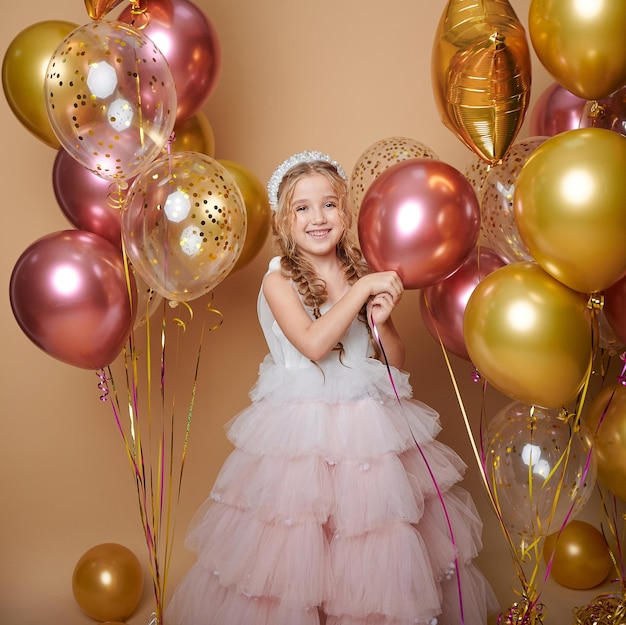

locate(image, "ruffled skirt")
[[165, 360, 498, 625]]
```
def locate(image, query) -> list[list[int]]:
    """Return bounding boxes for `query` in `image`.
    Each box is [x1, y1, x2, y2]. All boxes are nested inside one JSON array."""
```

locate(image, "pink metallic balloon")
[[358, 159, 480, 289], [10, 230, 136, 369], [52, 148, 123, 247], [604, 274, 626, 347], [580, 85, 626, 138], [529, 82, 587, 137], [119, 0, 221, 123], [420, 247, 505, 360]]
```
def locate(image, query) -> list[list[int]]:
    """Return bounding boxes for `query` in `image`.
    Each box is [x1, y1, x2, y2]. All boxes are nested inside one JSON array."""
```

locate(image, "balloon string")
[[369, 312, 464, 624], [421, 295, 534, 595]]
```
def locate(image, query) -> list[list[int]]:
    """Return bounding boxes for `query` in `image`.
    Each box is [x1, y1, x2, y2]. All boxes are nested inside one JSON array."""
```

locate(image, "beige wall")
[[0, 0, 616, 623]]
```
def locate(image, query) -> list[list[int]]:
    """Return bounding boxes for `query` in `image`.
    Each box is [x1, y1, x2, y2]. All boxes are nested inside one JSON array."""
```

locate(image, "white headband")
[[267, 150, 348, 211]]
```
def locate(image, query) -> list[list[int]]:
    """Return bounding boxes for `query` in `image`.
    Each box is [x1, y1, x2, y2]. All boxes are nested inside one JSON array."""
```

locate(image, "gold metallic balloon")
[[464, 262, 592, 408], [72, 543, 143, 621], [584, 383, 626, 502], [2, 20, 77, 148], [171, 111, 216, 157], [432, 0, 531, 164], [514, 128, 626, 294], [84, 0, 124, 20], [529, 0, 626, 101], [543, 521, 613, 589], [219, 160, 271, 272]]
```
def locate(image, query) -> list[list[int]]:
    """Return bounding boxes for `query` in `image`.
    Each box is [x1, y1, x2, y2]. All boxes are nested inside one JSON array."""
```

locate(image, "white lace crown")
[[267, 150, 348, 211]]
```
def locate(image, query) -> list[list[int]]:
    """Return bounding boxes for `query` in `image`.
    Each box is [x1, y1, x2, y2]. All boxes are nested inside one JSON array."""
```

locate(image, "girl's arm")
[[263, 270, 403, 362]]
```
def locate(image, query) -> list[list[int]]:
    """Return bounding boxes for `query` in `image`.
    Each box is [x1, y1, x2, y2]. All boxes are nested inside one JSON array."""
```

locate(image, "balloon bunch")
[[359, 1, 626, 620], [3, 0, 271, 622]]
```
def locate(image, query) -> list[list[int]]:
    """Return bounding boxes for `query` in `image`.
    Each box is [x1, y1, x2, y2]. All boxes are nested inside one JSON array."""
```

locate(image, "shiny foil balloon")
[[432, 0, 531, 164], [52, 148, 123, 247], [349, 137, 439, 213], [464, 262, 592, 408], [514, 128, 626, 294], [481, 137, 546, 264], [421, 247, 505, 360], [45, 21, 177, 181], [9, 230, 135, 369], [543, 521, 612, 590], [219, 159, 271, 272], [584, 383, 626, 502], [529, 82, 587, 137], [122, 152, 247, 301], [358, 158, 480, 290], [72, 543, 143, 621], [84, 0, 124, 20], [2, 20, 78, 148], [171, 111, 216, 157], [485, 402, 596, 545], [119, 0, 221, 123], [529, 0, 626, 101]]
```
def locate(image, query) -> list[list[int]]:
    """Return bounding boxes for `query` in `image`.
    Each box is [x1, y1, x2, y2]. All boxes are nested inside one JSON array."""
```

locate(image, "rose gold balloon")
[[584, 383, 626, 502], [580, 85, 626, 138], [9, 230, 135, 369], [432, 0, 531, 164], [119, 0, 221, 123], [358, 158, 480, 290], [52, 148, 123, 247], [421, 247, 505, 360], [604, 274, 626, 347], [529, 82, 586, 137]]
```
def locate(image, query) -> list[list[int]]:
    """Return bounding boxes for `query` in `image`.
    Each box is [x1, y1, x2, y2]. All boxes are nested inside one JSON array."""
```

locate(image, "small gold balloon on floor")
[[543, 521, 613, 589], [72, 543, 143, 622]]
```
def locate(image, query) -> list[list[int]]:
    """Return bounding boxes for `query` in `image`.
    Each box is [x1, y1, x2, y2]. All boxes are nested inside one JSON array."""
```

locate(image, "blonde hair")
[[272, 159, 373, 323]]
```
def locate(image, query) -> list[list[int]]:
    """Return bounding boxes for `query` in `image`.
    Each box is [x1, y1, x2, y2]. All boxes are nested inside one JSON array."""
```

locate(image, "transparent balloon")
[[485, 402, 596, 547], [122, 152, 247, 302], [45, 21, 177, 181], [481, 137, 546, 264], [349, 136, 438, 214]]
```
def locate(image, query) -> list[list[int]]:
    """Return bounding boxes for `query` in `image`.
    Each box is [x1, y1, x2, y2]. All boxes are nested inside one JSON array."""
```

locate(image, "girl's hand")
[[367, 292, 396, 328], [359, 271, 404, 303]]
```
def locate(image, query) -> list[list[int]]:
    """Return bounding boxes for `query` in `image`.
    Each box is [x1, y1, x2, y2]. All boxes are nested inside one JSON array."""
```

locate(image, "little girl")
[[165, 151, 497, 625]]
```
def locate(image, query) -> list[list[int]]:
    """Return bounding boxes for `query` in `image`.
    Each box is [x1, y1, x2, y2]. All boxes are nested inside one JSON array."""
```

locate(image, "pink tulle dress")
[[165, 257, 498, 625]]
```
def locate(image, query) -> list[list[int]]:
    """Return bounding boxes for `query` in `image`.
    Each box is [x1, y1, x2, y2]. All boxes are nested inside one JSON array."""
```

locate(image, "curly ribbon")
[[96, 286, 224, 624], [573, 592, 626, 624], [498, 599, 545, 625], [370, 313, 465, 624]]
